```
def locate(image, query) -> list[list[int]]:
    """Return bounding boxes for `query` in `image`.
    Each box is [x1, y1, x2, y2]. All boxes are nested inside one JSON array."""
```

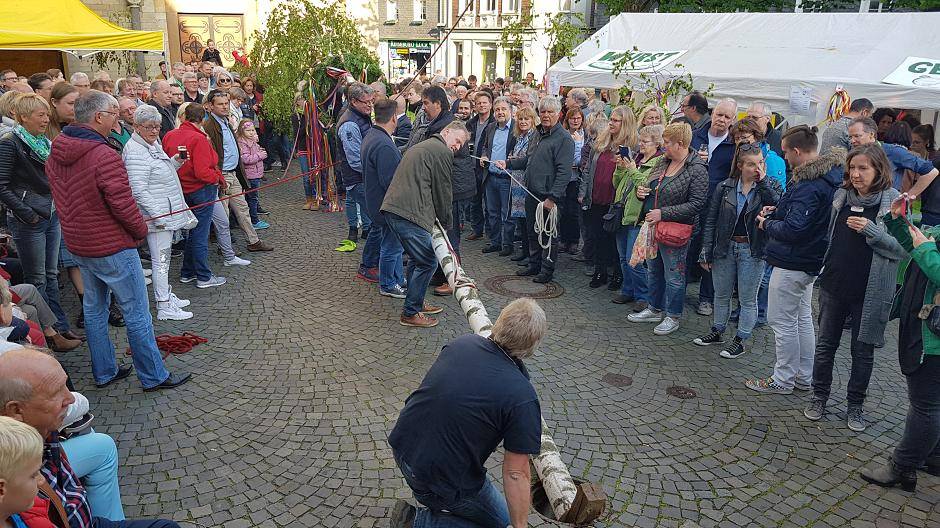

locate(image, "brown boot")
[[400, 312, 438, 328], [301, 198, 313, 210], [420, 303, 443, 315], [49, 333, 82, 352], [433, 284, 453, 296], [247, 240, 274, 252]]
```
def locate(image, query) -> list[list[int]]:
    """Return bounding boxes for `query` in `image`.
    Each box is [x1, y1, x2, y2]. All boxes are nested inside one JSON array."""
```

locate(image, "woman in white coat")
[[122, 105, 198, 321]]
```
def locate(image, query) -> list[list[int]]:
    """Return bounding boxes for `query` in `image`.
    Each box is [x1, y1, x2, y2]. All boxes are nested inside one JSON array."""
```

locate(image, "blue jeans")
[[345, 183, 371, 231], [73, 248, 170, 389], [246, 178, 262, 224], [466, 177, 486, 237], [378, 224, 404, 290], [711, 241, 765, 340], [299, 153, 313, 198], [484, 175, 511, 248], [396, 452, 510, 528], [757, 265, 772, 323], [62, 433, 123, 521], [446, 200, 467, 257], [386, 214, 436, 317], [647, 242, 688, 318], [615, 225, 648, 301], [181, 185, 217, 282], [6, 212, 70, 332], [360, 221, 383, 270]]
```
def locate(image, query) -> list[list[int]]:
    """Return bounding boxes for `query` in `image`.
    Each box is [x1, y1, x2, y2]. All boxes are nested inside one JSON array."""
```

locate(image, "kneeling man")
[[388, 298, 546, 528]]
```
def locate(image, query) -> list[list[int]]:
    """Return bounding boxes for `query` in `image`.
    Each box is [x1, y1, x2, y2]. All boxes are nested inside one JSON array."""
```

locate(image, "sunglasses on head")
[[218, 78, 232, 84], [737, 142, 762, 153]]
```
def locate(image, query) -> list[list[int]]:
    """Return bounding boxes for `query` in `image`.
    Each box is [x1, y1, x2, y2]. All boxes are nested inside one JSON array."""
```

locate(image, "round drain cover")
[[483, 275, 565, 299], [666, 386, 697, 399]]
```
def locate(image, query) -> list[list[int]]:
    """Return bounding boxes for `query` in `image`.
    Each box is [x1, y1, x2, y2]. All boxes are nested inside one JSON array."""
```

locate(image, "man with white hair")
[[337, 82, 376, 248], [69, 72, 91, 95], [566, 87, 589, 121], [389, 297, 546, 528], [45, 90, 191, 391], [108, 96, 138, 148], [496, 96, 575, 284], [689, 97, 738, 317], [170, 61, 186, 89], [746, 101, 782, 156]]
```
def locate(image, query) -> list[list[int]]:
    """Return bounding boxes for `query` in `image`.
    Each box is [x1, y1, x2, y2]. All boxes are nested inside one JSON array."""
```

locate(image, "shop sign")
[[882, 56, 940, 89], [573, 49, 686, 73], [387, 40, 433, 53]]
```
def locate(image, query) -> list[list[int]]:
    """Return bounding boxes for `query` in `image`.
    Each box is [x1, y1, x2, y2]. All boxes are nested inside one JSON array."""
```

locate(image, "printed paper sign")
[[548, 73, 561, 96], [789, 85, 814, 116], [882, 57, 940, 89], [573, 50, 687, 73]]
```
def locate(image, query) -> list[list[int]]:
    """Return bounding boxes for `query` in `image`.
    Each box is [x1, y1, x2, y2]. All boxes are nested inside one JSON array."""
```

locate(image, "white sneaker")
[[169, 292, 190, 308], [157, 302, 193, 321], [144, 277, 152, 286], [224, 256, 251, 266], [653, 316, 680, 335], [143, 268, 152, 277], [196, 276, 227, 288], [628, 308, 663, 323]]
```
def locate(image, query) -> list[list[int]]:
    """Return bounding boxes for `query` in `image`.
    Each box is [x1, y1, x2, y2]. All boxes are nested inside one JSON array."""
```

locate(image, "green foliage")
[[92, 9, 139, 75], [499, 12, 585, 66], [612, 50, 713, 121], [245, 0, 381, 132]]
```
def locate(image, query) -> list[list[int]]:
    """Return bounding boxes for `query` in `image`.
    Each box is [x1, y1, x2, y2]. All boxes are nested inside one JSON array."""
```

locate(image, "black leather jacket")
[[700, 176, 782, 263], [0, 132, 52, 224]]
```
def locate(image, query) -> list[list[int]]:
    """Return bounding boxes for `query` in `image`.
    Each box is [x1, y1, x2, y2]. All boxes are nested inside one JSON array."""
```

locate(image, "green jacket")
[[381, 134, 454, 233], [612, 155, 661, 226], [885, 214, 940, 357]]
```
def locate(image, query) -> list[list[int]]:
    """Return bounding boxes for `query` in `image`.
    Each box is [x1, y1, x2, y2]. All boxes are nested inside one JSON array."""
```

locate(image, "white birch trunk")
[[431, 222, 578, 520]]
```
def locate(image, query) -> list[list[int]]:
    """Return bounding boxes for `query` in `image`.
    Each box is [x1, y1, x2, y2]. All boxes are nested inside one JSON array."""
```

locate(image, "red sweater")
[[162, 121, 224, 194], [46, 125, 149, 258]]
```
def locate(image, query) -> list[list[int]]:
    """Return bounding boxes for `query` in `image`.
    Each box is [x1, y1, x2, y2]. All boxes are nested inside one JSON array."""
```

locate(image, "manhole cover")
[[601, 373, 633, 387], [666, 386, 697, 399], [483, 275, 565, 299]]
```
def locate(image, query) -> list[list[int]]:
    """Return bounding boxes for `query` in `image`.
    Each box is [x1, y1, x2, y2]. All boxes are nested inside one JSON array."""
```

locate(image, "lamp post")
[[126, 0, 147, 77]]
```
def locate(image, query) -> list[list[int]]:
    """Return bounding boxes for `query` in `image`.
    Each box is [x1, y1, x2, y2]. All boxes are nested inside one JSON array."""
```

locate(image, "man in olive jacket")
[[381, 122, 470, 328]]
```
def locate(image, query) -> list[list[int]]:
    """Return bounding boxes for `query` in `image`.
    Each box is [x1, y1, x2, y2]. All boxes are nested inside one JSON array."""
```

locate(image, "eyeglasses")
[[356, 98, 374, 106], [2, 76, 16, 82], [97, 110, 118, 118], [137, 124, 161, 131], [217, 79, 232, 84]]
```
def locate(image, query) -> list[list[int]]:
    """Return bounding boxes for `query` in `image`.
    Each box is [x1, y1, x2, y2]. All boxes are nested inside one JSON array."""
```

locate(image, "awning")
[[548, 12, 940, 124], [0, 0, 164, 53]]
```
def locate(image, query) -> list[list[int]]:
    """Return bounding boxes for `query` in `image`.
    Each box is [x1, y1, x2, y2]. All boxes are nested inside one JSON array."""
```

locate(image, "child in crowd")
[[236, 119, 270, 230], [0, 416, 44, 528]]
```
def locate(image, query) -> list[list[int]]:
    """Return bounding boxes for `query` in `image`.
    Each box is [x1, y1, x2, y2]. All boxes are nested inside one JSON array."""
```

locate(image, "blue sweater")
[[361, 126, 402, 225], [763, 148, 845, 274], [690, 125, 736, 195]]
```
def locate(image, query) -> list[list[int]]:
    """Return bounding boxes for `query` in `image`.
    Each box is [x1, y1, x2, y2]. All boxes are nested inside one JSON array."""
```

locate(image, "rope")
[[435, 219, 477, 291], [125, 332, 208, 360], [469, 154, 560, 263]]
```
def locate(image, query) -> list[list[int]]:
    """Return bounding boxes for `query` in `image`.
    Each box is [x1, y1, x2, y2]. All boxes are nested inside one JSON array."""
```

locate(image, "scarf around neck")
[[845, 188, 883, 209], [14, 124, 51, 161]]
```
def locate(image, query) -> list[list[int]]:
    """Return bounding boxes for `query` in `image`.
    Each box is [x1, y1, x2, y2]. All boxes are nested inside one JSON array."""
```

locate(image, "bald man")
[[0, 348, 181, 528], [149, 80, 176, 138]]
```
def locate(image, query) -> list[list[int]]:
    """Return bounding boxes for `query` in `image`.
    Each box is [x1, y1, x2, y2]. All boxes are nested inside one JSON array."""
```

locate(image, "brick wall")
[[379, 0, 441, 41]]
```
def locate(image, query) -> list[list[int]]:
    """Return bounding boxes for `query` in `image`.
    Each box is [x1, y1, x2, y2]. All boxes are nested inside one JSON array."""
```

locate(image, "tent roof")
[[0, 0, 164, 53], [548, 12, 940, 119]]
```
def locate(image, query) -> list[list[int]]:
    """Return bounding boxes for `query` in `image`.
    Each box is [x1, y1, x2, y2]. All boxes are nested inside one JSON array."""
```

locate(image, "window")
[[559, 0, 572, 11], [482, 0, 497, 12], [454, 42, 463, 77], [386, 0, 397, 22], [503, 0, 520, 13], [413, 0, 427, 21], [437, 0, 445, 24]]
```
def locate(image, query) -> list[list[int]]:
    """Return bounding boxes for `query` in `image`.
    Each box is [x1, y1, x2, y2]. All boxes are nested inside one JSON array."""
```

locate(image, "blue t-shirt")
[[10, 514, 27, 528], [388, 334, 542, 502], [883, 142, 935, 190]]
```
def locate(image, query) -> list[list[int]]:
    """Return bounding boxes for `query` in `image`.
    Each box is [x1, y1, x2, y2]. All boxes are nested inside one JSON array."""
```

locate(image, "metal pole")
[[126, 0, 147, 77]]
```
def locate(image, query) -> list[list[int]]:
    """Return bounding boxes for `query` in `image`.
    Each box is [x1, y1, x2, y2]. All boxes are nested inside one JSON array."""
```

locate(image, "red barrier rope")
[[125, 332, 208, 360], [144, 159, 341, 222]]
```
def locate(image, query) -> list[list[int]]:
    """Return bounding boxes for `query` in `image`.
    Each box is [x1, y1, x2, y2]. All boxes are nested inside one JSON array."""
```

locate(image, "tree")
[[499, 11, 585, 76], [244, 1, 381, 131]]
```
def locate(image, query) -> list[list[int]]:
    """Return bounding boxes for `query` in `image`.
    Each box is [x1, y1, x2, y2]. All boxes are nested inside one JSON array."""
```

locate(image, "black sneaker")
[[719, 336, 747, 359], [693, 329, 723, 346]]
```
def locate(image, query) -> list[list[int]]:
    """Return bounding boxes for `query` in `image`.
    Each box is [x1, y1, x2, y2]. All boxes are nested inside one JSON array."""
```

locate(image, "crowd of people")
[[0, 58, 939, 528]]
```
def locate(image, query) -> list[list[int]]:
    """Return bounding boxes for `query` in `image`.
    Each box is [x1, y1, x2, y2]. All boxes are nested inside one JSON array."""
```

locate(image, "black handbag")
[[602, 179, 634, 233]]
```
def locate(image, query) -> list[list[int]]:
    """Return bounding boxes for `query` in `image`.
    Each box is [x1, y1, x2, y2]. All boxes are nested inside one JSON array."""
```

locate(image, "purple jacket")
[[238, 138, 267, 180]]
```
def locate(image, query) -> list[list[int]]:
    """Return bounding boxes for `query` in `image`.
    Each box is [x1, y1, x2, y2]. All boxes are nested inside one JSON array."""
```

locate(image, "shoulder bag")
[[602, 174, 634, 233], [652, 164, 693, 247]]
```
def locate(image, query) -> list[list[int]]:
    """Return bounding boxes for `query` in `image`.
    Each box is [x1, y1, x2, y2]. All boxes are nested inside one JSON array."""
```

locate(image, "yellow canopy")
[[0, 0, 164, 52]]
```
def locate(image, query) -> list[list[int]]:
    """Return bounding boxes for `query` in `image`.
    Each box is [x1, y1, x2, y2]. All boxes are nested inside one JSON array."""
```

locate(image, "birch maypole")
[[430, 221, 603, 523]]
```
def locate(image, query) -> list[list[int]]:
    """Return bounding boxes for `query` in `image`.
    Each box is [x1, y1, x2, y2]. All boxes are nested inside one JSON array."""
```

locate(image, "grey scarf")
[[845, 188, 883, 209]]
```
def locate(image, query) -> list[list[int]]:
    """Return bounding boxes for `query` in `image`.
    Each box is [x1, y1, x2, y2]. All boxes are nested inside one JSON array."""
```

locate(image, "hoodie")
[[46, 124, 148, 258], [763, 147, 846, 274]]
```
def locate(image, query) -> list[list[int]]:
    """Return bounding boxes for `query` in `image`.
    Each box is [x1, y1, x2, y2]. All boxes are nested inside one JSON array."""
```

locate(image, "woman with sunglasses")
[[695, 142, 781, 359]]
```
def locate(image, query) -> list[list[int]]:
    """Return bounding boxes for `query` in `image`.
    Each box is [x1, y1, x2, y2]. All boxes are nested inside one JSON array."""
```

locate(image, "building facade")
[[376, 0, 445, 82], [443, 0, 592, 85]]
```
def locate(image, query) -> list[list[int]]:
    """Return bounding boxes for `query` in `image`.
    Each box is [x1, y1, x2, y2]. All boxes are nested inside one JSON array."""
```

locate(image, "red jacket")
[[46, 125, 148, 258], [162, 121, 224, 194]]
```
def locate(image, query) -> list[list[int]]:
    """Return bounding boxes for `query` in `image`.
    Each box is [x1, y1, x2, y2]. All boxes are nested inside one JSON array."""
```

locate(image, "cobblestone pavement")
[[58, 173, 940, 528]]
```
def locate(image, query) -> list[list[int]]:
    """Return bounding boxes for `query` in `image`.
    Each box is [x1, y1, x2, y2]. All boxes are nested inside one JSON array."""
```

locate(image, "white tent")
[[548, 12, 940, 126]]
